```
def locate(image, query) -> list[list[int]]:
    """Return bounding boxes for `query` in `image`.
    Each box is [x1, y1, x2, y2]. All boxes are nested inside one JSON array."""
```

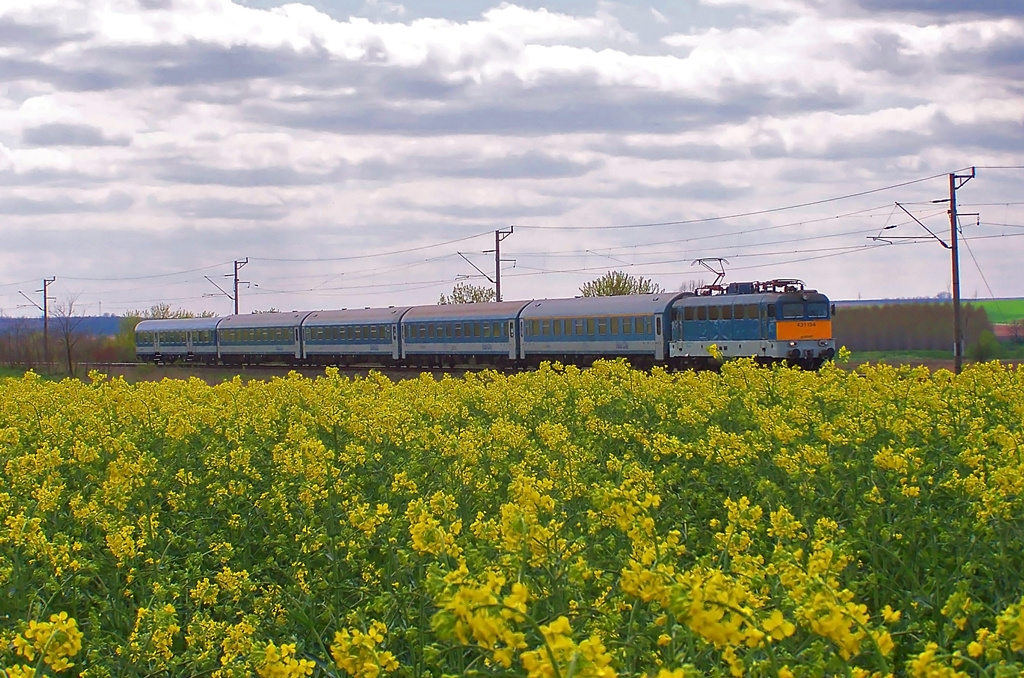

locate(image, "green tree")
[[580, 271, 664, 297], [438, 282, 496, 305], [970, 329, 1001, 363]]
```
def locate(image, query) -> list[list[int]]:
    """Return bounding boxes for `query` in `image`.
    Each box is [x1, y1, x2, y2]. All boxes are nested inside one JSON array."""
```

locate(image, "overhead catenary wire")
[[248, 231, 494, 263], [512, 172, 952, 231]]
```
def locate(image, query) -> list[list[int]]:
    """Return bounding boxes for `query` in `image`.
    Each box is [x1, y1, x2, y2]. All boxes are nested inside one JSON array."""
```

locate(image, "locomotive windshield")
[[780, 301, 830, 319], [807, 302, 829, 318], [781, 303, 804, 319]]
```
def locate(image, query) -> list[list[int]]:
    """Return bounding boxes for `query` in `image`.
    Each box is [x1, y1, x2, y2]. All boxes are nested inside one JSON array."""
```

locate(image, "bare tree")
[[0, 317, 40, 369], [53, 294, 86, 377]]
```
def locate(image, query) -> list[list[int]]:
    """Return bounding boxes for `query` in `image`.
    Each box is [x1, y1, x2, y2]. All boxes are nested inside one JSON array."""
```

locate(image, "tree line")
[[832, 303, 992, 353]]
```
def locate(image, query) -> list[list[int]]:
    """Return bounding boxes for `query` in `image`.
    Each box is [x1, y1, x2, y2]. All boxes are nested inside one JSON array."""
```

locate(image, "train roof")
[[216, 311, 312, 328], [520, 293, 684, 318], [670, 289, 830, 308], [135, 317, 221, 332], [402, 300, 531, 322], [304, 307, 412, 324]]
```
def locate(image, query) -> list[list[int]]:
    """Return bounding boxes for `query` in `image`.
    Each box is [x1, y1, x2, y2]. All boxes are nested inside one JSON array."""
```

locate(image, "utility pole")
[[491, 227, 514, 302], [949, 168, 975, 374], [233, 258, 248, 314], [204, 258, 251, 314], [42, 277, 54, 370], [19, 277, 55, 371]]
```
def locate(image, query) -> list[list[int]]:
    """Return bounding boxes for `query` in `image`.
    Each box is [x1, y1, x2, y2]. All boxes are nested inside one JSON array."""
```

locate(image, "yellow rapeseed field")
[[1, 358, 1023, 677]]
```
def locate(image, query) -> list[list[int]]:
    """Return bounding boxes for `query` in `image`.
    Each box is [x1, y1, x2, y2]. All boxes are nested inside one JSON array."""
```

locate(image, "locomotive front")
[[772, 287, 836, 367]]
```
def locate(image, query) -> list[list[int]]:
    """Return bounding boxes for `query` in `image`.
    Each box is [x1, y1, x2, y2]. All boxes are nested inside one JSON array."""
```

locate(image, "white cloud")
[[0, 0, 1021, 312]]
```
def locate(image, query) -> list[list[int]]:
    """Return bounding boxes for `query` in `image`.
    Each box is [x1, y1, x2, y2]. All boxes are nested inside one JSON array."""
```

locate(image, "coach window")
[[697, 307, 707, 321], [644, 317, 652, 334], [539, 320, 548, 336], [585, 318, 595, 335], [482, 322, 491, 338], [684, 307, 695, 321], [746, 304, 758, 320], [722, 306, 733, 320], [709, 306, 719, 321], [454, 323, 462, 338], [552, 319, 561, 336], [443, 323, 451, 339], [767, 305, 776, 318], [597, 318, 608, 335]]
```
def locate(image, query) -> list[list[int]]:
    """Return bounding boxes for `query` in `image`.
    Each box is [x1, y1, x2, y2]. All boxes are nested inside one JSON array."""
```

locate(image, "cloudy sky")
[[1, 0, 1022, 316]]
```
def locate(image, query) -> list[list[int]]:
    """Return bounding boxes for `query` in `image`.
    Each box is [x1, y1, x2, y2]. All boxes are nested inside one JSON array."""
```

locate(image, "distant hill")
[[0, 316, 122, 336]]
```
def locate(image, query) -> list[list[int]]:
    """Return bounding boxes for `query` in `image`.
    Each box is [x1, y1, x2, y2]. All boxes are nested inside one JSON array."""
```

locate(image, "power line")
[[511, 203, 907, 257], [249, 231, 493, 263], [959, 228, 997, 301], [513, 171, 951, 231], [58, 261, 235, 282]]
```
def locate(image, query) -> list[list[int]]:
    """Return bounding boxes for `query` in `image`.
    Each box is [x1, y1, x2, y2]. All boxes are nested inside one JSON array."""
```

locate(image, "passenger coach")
[[519, 294, 678, 366], [135, 317, 220, 364], [302, 307, 410, 365], [400, 301, 529, 367], [217, 312, 309, 365]]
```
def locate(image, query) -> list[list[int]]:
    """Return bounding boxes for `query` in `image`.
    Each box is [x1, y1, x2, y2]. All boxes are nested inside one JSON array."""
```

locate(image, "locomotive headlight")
[[788, 341, 797, 347]]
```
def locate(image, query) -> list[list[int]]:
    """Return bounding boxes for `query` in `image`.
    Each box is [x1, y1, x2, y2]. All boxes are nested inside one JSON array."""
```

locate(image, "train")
[[134, 279, 837, 370]]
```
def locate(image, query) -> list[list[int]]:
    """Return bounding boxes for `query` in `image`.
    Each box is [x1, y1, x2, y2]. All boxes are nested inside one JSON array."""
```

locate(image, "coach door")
[[294, 327, 302, 359], [654, 314, 664, 361], [391, 323, 400, 359], [509, 320, 518, 359]]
